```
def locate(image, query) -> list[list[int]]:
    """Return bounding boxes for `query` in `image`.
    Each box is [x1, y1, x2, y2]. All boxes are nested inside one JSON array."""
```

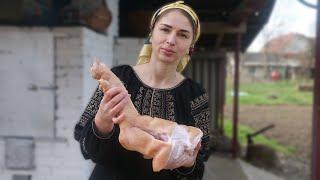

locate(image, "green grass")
[[226, 80, 313, 105], [224, 120, 296, 155]]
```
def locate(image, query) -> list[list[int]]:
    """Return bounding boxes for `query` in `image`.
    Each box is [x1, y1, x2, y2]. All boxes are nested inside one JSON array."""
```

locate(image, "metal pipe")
[[200, 58, 204, 86], [192, 58, 196, 81], [220, 56, 227, 135], [207, 58, 213, 131], [311, 1, 320, 180], [297, 0, 317, 9], [232, 33, 241, 158], [219, 59, 223, 134]]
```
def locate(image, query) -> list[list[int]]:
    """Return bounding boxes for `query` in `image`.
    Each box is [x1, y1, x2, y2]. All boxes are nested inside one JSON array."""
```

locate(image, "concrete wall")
[[106, 0, 119, 37], [0, 28, 55, 138], [0, 1, 119, 179], [0, 1, 155, 179], [114, 38, 145, 66], [0, 26, 114, 180]]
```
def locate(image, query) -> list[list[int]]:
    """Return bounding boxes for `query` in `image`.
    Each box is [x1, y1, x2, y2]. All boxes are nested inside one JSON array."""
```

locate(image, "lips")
[[160, 48, 175, 56]]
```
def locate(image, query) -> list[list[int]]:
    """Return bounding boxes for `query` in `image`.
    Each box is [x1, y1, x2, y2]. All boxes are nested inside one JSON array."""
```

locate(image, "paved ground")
[[204, 154, 285, 180]]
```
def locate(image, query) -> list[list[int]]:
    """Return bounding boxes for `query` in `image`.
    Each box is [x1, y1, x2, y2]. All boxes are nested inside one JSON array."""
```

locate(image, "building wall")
[[0, 28, 55, 138], [106, 0, 119, 37], [114, 38, 145, 66], [0, 26, 115, 180], [0, 1, 119, 179]]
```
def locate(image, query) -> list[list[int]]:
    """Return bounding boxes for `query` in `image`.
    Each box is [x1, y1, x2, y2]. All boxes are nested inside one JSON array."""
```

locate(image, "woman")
[[74, 1, 210, 179]]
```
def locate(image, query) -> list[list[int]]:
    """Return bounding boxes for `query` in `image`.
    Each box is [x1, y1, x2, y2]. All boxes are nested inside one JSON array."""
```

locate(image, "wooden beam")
[[229, 0, 268, 25], [201, 22, 247, 34], [232, 33, 242, 158]]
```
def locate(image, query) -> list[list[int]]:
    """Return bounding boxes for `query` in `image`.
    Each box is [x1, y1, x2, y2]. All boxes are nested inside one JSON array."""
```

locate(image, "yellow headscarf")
[[136, 1, 201, 72]]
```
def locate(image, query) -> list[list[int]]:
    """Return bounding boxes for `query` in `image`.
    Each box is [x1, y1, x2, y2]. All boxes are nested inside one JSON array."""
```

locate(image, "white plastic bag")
[[165, 125, 203, 169]]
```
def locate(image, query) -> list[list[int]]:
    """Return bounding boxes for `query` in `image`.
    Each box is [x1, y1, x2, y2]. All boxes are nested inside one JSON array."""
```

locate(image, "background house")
[[228, 33, 315, 83]]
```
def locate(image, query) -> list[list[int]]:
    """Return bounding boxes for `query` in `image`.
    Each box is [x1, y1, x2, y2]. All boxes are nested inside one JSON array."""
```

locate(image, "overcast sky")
[[247, 0, 317, 52]]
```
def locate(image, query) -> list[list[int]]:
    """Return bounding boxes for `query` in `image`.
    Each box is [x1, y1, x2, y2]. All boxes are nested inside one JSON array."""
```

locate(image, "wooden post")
[[232, 33, 241, 158], [311, 1, 320, 180]]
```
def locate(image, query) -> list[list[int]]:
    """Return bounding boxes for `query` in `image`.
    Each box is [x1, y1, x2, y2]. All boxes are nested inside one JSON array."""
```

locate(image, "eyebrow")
[[159, 24, 191, 34]]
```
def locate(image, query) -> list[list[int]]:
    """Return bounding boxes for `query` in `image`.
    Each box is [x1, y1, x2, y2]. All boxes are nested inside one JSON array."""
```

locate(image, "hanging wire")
[[297, 0, 318, 9]]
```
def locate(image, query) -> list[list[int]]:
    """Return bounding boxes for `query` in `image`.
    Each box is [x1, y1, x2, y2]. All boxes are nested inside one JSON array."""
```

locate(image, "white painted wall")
[[114, 38, 145, 66], [0, 26, 114, 180], [0, 1, 148, 179], [0, 28, 55, 138], [106, 0, 119, 37], [82, 28, 115, 105]]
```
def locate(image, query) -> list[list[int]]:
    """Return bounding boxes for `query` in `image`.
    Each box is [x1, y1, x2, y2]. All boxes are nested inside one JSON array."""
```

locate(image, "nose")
[[166, 33, 176, 46]]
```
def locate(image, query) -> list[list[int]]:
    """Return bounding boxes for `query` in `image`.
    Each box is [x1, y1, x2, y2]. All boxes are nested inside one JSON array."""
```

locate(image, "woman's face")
[[150, 10, 194, 65]]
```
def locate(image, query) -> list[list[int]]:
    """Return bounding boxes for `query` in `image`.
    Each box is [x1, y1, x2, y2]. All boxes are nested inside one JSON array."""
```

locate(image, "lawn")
[[226, 80, 313, 105], [224, 79, 312, 156], [223, 119, 296, 155]]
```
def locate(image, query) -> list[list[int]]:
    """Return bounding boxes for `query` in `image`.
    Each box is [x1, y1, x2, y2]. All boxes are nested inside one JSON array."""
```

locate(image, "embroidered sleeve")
[[190, 93, 210, 157], [74, 86, 103, 142], [74, 86, 120, 165], [191, 93, 210, 160], [174, 92, 211, 179]]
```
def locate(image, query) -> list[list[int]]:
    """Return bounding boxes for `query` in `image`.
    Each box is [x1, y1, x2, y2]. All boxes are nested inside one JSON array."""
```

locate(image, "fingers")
[[183, 142, 201, 168], [196, 142, 201, 150], [102, 86, 128, 103], [193, 142, 201, 155], [102, 87, 121, 103], [99, 86, 130, 119], [109, 93, 130, 116], [109, 90, 128, 108], [112, 113, 125, 124]]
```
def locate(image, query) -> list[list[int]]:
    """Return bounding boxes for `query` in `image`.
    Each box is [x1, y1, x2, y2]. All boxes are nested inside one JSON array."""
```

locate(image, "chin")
[[159, 58, 178, 65], [158, 54, 178, 64]]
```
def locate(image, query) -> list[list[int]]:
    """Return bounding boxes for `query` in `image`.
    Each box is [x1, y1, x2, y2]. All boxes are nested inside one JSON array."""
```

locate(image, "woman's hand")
[[182, 142, 201, 168], [94, 86, 130, 135]]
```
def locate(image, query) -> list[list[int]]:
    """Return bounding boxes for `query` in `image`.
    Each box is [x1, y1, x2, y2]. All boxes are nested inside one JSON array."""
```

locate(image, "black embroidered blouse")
[[74, 65, 211, 180]]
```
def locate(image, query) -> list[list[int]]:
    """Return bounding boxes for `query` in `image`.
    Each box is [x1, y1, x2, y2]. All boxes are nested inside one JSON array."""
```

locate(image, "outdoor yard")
[[223, 79, 314, 179]]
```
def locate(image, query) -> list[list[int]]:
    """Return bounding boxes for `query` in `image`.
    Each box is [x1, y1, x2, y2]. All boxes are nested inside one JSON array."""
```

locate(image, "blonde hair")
[[136, 1, 200, 72]]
